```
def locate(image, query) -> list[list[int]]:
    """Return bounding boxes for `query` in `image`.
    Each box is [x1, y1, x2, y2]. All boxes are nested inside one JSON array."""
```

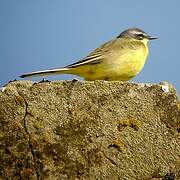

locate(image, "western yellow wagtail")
[[20, 28, 157, 81]]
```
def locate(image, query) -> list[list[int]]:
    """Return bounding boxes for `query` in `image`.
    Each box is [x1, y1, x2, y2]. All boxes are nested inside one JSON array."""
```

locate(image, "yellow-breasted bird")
[[20, 28, 157, 81]]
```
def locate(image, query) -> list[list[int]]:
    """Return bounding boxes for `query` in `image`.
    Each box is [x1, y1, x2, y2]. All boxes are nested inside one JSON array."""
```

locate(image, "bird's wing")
[[66, 39, 116, 68], [66, 53, 102, 68]]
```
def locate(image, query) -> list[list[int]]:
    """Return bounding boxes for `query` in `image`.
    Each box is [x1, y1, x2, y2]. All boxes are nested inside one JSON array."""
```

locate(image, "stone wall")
[[0, 80, 179, 179]]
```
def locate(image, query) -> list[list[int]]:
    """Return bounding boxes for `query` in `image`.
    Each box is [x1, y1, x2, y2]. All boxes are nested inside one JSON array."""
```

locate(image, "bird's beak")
[[147, 36, 158, 40]]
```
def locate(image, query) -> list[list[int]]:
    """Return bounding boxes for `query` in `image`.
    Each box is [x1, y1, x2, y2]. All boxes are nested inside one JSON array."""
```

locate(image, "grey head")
[[117, 28, 157, 40]]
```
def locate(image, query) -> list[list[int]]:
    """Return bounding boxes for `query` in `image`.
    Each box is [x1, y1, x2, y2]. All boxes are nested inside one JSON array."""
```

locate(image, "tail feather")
[[20, 68, 69, 78]]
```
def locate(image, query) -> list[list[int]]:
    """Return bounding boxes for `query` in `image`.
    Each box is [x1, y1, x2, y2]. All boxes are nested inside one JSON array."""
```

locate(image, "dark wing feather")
[[65, 39, 116, 68], [66, 53, 102, 68]]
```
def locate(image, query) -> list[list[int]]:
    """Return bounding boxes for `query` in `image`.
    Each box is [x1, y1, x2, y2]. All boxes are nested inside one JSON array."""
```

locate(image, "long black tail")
[[20, 68, 69, 78]]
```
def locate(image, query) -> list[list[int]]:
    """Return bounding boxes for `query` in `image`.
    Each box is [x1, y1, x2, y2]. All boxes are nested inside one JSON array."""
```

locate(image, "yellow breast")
[[105, 39, 149, 81]]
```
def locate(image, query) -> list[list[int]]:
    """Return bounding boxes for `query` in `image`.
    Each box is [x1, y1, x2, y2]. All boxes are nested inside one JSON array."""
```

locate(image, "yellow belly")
[[108, 49, 148, 80], [69, 41, 149, 81]]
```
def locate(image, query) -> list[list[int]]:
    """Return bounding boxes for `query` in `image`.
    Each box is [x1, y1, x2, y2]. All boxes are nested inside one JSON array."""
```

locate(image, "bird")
[[20, 28, 157, 81]]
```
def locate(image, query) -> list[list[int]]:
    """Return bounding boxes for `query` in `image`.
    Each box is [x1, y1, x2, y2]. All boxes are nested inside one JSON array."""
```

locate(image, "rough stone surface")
[[0, 80, 180, 179]]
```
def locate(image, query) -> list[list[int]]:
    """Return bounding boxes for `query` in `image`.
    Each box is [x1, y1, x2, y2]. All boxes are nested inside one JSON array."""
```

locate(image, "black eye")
[[136, 33, 144, 40]]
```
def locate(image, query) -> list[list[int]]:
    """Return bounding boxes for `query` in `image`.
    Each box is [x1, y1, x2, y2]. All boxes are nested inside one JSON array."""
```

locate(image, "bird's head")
[[117, 28, 158, 44]]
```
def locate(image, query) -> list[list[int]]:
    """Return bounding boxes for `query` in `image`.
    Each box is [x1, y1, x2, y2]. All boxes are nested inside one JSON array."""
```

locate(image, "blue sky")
[[0, 1, 180, 92]]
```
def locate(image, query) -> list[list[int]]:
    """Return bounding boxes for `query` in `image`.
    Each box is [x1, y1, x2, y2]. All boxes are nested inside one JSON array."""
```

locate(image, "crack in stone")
[[21, 95, 39, 180], [105, 156, 117, 166], [65, 81, 77, 117], [93, 81, 101, 113]]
